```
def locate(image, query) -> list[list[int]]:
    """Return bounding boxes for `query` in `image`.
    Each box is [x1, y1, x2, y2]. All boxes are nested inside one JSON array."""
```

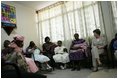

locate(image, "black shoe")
[[98, 64, 102, 67], [92, 68, 98, 72], [76, 68, 80, 71], [71, 68, 76, 71]]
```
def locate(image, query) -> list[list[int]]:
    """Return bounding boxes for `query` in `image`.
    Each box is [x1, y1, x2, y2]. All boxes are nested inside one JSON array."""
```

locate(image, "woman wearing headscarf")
[[4, 35, 47, 78]]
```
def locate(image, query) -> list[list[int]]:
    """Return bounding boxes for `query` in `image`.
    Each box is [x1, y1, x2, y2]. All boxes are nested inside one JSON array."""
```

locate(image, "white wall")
[[1, 1, 39, 50]]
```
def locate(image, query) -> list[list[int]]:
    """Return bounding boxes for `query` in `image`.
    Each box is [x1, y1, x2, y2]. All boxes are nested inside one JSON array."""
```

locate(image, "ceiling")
[[13, 1, 57, 10]]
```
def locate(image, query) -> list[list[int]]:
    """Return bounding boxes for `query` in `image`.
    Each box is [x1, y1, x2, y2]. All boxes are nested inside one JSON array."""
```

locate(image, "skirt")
[[69, 50, 86, 60], [53, 53, 69, 63]]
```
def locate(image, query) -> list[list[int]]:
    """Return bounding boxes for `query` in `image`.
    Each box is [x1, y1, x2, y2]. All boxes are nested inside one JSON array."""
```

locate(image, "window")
[[37, 1, 102, 45]]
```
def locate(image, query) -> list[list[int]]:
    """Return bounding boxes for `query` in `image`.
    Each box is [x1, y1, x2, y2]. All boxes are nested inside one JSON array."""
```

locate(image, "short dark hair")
[[57, 40, 62, 44], [4, 40, 10, 48], [93, 29, 101, 35], [45, 36, 50, 42], [29, 41, 35, 48], [74, 33, 79, 36]]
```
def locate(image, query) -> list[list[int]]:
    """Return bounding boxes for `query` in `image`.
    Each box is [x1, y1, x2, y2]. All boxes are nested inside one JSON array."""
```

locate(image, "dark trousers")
[[44, 53, 55, 70], [71, 60, 80, 69]]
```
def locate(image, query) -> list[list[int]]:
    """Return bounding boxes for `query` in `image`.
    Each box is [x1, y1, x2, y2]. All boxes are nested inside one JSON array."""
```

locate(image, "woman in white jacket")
[[91, 29, 106, 72]]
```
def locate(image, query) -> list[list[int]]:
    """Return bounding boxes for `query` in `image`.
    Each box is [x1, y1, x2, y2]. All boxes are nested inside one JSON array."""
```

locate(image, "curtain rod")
[[36, 1, 67, 13]]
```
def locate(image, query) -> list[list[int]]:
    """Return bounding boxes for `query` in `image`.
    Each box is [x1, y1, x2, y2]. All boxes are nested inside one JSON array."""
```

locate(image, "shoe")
[[46, 67, 53, 72], [46, 64, 53, 72], [92, 68, 98, 72], [98, 61, 102, 66], [98, 63, 102, 67], [76, 68, 80, 71], [71, 68, 76, 71], [60, 65, 64, 70]]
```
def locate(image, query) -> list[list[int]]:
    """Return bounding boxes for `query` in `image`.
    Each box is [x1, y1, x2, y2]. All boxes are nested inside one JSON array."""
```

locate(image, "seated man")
[[53, 41, 69, 69]]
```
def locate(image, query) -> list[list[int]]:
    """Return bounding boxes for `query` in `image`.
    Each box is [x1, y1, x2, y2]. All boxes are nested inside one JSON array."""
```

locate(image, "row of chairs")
[[1, 44, 115, 78]]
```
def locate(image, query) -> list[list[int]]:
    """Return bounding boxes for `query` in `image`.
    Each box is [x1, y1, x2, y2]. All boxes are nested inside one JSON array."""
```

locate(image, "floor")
[[44, 68, 117, 78]]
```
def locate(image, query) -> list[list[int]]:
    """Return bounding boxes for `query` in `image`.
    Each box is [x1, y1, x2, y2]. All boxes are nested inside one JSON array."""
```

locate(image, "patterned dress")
[[69, 39, 87, 61], [6, 51, 39, 73]]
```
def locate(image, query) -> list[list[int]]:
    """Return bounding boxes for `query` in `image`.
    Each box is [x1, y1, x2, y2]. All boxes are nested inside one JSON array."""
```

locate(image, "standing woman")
[[69, 33, 88, 71], [91, 29, 106, 72]]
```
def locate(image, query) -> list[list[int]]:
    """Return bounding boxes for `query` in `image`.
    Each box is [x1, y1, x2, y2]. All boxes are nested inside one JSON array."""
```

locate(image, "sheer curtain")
[[37, 1, 105, 49], [111, 1, 117, 32]]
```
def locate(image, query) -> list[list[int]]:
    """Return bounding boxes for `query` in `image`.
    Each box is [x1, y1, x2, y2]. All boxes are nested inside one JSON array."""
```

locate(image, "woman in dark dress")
[[42, 37, 57, 70]]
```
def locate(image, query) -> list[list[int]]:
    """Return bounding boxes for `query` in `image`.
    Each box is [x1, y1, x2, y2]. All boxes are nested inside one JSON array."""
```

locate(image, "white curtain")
[[111, 1, 117, 32], [37, 1, 105, 49]]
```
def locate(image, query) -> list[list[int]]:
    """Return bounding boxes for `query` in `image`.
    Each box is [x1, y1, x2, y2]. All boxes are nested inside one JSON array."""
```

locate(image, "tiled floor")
[[44, 68, 117, 78]]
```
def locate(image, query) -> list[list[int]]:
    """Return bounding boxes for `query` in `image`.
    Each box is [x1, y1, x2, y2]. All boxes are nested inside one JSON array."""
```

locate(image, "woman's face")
[[46, 38, 50, 43], [30, 41, 35, 48], [57, 42, 62, 46], [9, 42, 17, 48], [4, 41, 10, 48], [94, 32, 99, 38], [74, 34, 79, 40]]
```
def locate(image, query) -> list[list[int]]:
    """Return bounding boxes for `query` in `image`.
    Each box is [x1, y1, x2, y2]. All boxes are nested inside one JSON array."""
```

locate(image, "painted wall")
[[1, 1, 39, 51]]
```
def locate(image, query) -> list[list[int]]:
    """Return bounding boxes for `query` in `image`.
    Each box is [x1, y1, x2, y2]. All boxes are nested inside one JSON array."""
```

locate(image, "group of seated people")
[[1, 29, 117, 77]]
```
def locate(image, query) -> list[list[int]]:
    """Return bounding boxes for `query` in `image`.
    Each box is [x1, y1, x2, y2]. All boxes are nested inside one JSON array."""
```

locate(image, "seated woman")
[[110, 33, 117, 68], [53, 41, 69, 69], [26, 41, 52, 70], [110, 33, 117, 59], [69, 33, 88, 71], [2, 40, 11, 61], [113, 40, 117, 59], [91, 29, 106, 72], [42, 36, 57, 70], [6, 35, 39, 73]]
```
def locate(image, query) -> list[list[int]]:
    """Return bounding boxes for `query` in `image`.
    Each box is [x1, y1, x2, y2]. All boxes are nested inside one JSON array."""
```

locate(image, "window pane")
[[83, 1, 92, 6], [41, 21, 50, 43], [37, 1, 101, 44], [40, 10, 49, 21], [49, 5, 61, 18], [65, 2, 73, 12], [74, 1, 82, 9], [84, 6, 96, 36], [50, 16, 64, 42]]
